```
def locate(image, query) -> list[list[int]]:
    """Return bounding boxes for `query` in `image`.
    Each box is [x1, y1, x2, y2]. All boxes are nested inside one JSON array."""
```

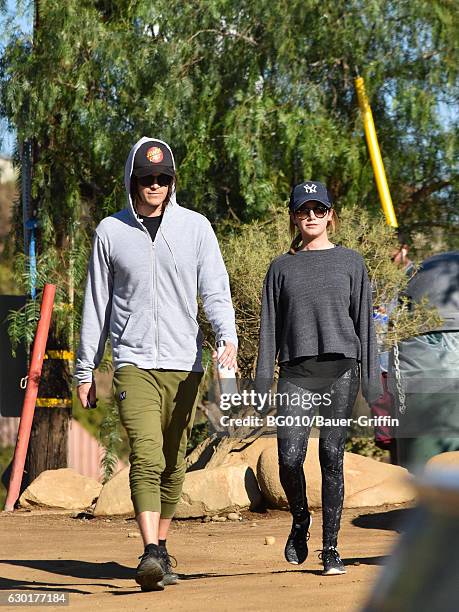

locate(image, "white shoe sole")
[[322, 567, 346, 576]]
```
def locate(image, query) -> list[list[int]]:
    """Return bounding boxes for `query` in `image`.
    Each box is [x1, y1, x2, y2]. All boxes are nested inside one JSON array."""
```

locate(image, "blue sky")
[[0, 0, 33, 157]]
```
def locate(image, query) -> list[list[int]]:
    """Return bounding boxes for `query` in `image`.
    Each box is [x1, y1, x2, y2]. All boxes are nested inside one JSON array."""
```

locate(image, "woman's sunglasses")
[[138, 174, 173, 187], [295, 204, 329, 219]]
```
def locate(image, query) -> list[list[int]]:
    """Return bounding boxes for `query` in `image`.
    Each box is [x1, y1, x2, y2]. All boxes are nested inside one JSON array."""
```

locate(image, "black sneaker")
[[158, 546, 179, 585], [284, 515, 312, 565], [135, 545, 166, 592], [319, 546, 346, 575]]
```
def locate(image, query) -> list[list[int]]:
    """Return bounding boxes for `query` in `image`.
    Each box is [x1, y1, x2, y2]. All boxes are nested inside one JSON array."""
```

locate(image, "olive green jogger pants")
[[113, 366, 203, 517]]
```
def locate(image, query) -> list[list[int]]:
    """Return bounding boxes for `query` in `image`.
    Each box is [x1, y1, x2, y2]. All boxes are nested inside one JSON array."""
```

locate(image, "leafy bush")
[[345, 436, 388, 461], [187, 421, 209, 455]]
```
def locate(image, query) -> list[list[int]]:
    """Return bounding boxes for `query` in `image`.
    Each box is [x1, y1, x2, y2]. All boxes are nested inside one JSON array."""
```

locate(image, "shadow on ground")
[[0, 559, 134, 593], [1, 553, 389, 598], [0, 576, 92, 595], [352, 508, 413, 532], [108, 554, 389, 597]]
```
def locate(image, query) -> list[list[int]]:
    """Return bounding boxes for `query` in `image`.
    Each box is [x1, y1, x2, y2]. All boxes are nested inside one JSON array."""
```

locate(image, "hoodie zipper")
[[137, 222, 158, 366], [152, 240, 159, 368], [142, 207, 173, 368], [132, 202, 175, 369]]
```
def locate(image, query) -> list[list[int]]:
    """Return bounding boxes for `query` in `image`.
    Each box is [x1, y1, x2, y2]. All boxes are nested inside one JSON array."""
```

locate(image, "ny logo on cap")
[[304, 183, 317, 194]]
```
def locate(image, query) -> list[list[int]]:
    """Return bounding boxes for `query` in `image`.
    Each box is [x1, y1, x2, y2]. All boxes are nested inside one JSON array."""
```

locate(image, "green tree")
[[1, 1, 457, 230], [0, 1, 456, 471]]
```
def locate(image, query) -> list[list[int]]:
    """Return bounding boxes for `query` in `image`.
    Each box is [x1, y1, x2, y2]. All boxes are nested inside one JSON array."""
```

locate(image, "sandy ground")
[[0, 504, 412, 612]]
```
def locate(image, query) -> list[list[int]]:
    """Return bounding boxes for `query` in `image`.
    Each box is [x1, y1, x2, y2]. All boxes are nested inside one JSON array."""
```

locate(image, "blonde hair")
[[288, 209, 339, 254]]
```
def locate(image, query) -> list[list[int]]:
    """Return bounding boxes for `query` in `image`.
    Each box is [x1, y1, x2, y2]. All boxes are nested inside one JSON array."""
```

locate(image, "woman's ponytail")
[[289, 218, 303, 254]]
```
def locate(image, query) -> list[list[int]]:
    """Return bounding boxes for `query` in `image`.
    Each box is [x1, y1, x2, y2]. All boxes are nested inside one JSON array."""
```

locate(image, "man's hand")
[[77, 380, 97, 409], [212, 341, 238, 372]]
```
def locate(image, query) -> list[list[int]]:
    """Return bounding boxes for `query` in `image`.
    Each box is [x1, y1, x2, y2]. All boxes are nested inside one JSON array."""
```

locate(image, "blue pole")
[[25, 217, 38, 300], [21, 141, 32, 257]]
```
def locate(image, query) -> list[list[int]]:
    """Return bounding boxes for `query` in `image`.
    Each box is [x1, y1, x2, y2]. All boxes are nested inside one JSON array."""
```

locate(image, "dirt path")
[[0, 505, 411, 611]]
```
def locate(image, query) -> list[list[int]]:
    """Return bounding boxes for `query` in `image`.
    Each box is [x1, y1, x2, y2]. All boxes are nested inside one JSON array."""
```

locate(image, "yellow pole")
[[355, 76, 398, 228]]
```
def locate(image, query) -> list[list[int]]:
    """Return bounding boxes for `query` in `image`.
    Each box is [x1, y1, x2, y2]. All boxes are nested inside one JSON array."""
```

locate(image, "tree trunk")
[[25, 324, 72, 484], [25, 407, 70, 483]]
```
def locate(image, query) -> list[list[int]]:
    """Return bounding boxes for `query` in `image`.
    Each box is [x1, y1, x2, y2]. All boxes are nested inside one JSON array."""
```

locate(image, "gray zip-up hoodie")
[[74, 137, 238, 385]]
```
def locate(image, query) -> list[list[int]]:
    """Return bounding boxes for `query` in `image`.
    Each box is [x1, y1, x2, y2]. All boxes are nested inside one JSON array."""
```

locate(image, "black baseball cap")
[[133, 140, 175, 178], [289, 181, 333, 212]]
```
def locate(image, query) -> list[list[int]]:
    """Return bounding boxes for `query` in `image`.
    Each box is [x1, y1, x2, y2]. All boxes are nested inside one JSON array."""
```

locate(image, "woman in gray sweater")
[[255, 181, 381, 575]]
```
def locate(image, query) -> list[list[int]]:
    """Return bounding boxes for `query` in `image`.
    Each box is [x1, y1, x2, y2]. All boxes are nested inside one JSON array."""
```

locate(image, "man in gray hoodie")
[[75, 137, 238, 591]]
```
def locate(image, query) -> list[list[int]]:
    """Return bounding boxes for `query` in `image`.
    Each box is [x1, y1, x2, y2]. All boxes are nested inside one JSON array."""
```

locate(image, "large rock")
[[206, 436, 277, 472], [175, 463, 262, 518], [425, 451, 459, 470], [186, 434, 220, 471], [19, 468, 102, 510], [257, 438, 415, 509], [94, 466, 134, 516], [93, 462, 263, 518], [345, 478, 415, 507]]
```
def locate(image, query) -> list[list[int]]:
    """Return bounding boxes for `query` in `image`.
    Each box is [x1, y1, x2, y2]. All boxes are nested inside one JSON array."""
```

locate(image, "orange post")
[[3, 284, 56, 511]]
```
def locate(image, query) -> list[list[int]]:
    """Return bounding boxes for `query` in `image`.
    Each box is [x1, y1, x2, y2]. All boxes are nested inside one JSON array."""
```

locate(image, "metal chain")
[[393, 342, 406, 415]]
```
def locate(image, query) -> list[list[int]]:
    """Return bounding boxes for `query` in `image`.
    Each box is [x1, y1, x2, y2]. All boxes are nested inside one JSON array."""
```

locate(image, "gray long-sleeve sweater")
[[255, 246, 382, 404]]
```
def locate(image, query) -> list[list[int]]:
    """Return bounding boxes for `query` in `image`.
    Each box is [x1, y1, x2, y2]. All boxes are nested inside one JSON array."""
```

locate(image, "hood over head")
[[124, 137, 177, 220]]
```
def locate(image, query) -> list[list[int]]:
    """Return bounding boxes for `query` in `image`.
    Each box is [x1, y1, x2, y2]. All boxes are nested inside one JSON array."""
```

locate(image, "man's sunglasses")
[[295, 204, 329, 219], [138, 174, 173, 187]]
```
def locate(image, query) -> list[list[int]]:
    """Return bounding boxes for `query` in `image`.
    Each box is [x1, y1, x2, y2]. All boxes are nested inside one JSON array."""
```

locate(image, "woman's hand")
[[212, 341, 238, 372]]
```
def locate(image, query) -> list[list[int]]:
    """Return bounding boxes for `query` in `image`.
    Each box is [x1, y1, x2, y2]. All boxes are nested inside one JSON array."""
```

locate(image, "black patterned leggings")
[[276, 365, 360, 548]]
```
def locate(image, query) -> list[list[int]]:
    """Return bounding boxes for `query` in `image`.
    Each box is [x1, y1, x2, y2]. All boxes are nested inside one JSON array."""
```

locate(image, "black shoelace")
[[159, 548, 177, 571], [291, 524, 311, 540], [317, 547, 341, 562]]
